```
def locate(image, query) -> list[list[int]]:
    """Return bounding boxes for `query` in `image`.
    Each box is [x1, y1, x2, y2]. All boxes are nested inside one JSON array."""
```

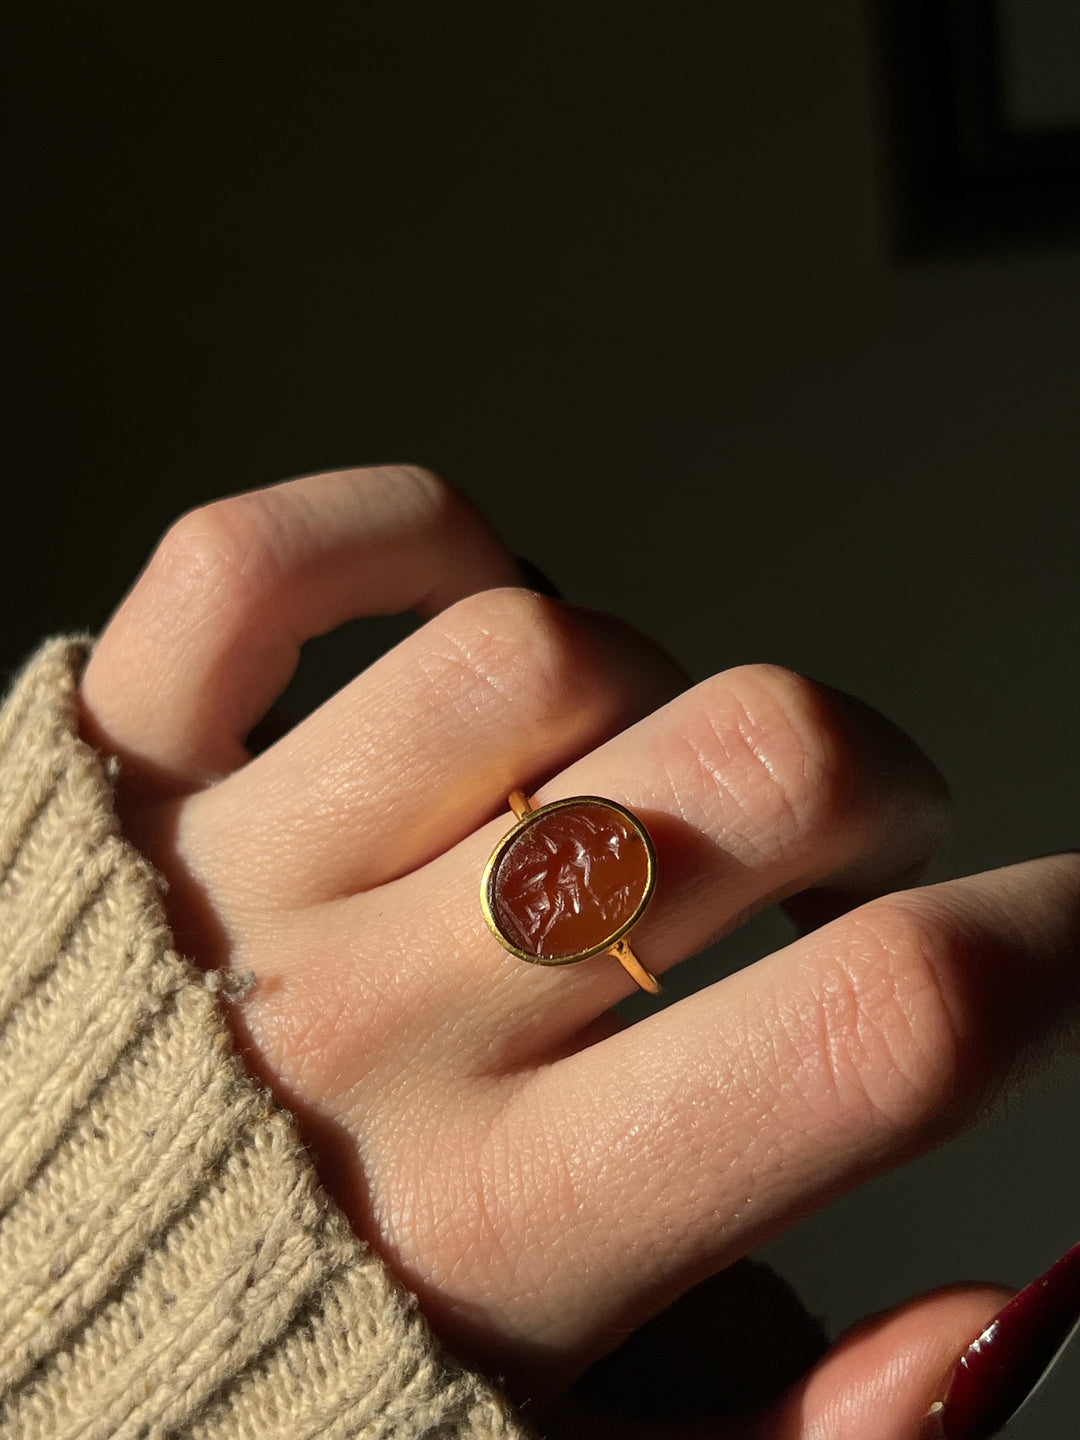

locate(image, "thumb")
[[759, 1282, 1014, 1440]]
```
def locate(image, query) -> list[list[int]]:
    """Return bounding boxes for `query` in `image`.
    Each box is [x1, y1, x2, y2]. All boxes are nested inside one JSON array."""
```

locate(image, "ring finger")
[[233, 663, 951, 1119], [358, 661, 953, 1067]]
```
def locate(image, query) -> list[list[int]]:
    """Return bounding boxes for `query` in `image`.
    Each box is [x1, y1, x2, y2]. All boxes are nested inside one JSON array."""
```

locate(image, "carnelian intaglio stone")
[[490, 800, 651, 961]]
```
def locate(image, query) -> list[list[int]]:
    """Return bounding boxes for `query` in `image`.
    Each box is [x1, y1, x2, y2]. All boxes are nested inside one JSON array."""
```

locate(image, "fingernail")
[[936, 1240, 1080, 1439], [514, 556, 563, 600]]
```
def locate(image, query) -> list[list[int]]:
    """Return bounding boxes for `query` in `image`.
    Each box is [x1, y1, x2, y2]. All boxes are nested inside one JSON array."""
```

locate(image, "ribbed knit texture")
[[0, 637, 537, 1440]]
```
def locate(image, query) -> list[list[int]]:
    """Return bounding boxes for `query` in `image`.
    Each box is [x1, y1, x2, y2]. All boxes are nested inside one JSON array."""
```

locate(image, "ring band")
[[481, 789, 662, 994]]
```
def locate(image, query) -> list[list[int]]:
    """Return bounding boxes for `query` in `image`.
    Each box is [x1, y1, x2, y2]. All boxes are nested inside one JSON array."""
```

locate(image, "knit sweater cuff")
[[0, 637, 536, 1440]]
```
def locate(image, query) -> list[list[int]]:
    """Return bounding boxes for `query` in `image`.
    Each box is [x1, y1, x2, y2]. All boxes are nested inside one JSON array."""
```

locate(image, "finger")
[[230, 547, 564, 759], [351, 662, 950, 1065], [78, 465, 524, 795], [511, 852, 1080, 1362], [228, 663, 952, 1306], [758, 1283, 1015, 1440], [190, 587, 689, 904], [542, 1283, 1012, 1440]]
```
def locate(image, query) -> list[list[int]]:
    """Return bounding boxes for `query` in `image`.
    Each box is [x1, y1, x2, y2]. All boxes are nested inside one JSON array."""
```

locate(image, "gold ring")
[[481, 790, 662, 994]]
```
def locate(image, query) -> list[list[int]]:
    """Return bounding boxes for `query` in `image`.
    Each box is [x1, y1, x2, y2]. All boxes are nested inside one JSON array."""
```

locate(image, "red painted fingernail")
[[937, 1239, 1080, 1439]]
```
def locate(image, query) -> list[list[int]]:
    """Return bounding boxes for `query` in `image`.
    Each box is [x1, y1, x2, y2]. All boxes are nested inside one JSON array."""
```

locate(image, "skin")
[[78, 465, 1080, 1436]]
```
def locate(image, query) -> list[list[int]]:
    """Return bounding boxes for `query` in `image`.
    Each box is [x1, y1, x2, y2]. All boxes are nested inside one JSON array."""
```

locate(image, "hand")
[[78, 465, 1080, 1437]]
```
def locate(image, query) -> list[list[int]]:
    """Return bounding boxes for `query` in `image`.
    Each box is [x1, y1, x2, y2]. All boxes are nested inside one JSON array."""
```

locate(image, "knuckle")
[[390, 461, 448, 497], [426, 586, 582, 720], [805, 893, 987, 1142], [371, 463, 457, 529], [692, 664, 862, 858], [152, 499, 277, 622]]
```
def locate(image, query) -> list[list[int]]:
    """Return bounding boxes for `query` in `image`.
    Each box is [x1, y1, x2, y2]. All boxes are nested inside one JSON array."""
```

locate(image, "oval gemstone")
[[490, 800, 651, 960]]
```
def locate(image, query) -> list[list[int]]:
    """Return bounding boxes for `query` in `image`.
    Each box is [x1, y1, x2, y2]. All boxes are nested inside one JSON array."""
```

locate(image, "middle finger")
[[189, 586, 688, 906]]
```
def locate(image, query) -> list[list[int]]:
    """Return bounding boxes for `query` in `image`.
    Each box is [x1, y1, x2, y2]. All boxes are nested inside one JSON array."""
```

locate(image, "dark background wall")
[[4, 3, 1079, 1431]]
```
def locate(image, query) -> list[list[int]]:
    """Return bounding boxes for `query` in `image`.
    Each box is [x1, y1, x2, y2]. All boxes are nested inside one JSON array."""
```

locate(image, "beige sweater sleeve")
[[0, 637, 537, 1440]]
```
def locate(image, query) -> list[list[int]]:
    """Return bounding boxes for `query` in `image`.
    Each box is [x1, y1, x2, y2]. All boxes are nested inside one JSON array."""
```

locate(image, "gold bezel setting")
[[480, 794, 657, 967]]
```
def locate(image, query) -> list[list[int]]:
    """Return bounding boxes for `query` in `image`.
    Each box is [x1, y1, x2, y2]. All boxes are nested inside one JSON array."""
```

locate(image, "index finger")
[[79, 465, 526, 794]]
